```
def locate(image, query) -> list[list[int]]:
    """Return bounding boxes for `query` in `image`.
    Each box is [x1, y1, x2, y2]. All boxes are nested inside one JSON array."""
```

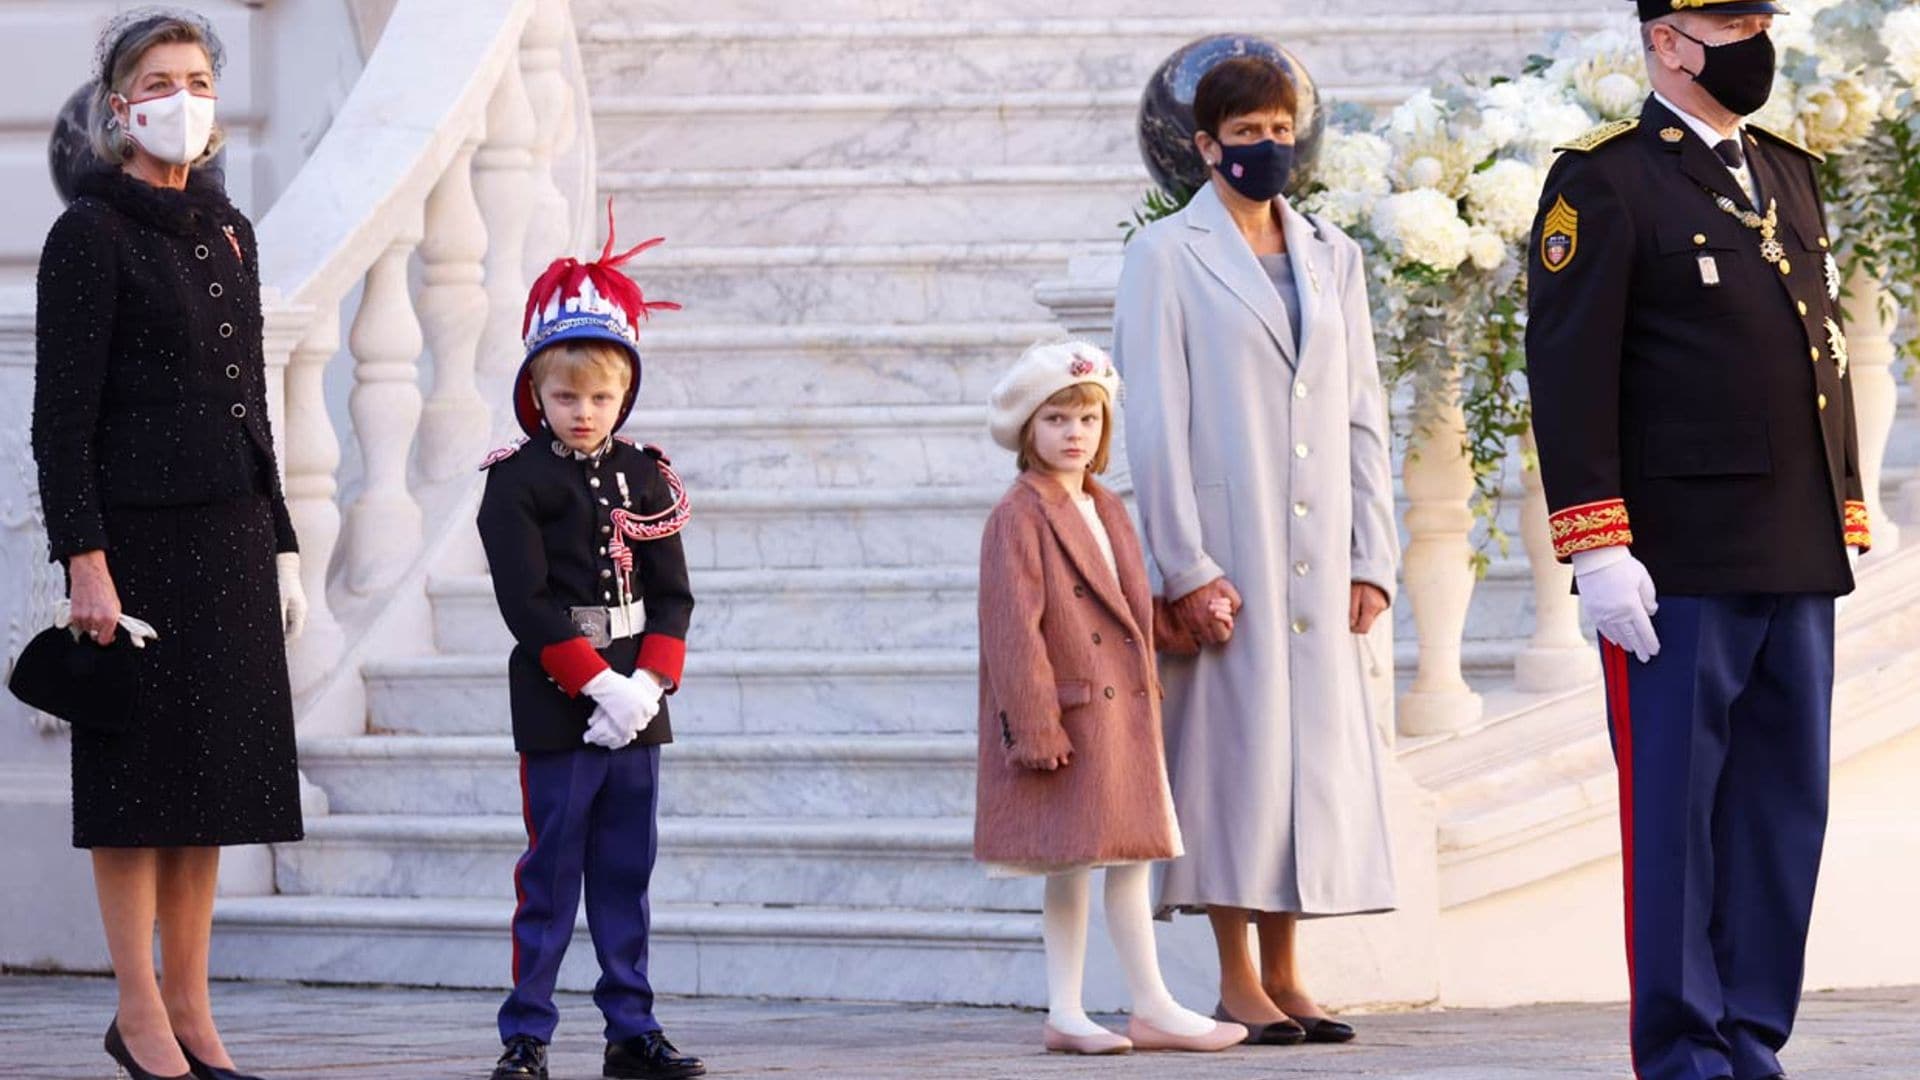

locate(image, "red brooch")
[[1069, 358, 1094, 376]]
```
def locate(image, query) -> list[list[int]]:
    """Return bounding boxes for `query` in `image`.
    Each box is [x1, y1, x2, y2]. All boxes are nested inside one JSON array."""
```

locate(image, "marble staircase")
[[219, 0, 1898, 1007]]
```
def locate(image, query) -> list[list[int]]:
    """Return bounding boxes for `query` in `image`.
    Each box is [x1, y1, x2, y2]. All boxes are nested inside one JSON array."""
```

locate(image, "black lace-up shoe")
[[490, 1036, 548, 1080], [603, 1030, 705, 1079]]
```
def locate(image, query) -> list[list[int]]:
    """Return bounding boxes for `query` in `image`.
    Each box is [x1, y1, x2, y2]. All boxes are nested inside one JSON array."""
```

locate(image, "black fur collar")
[[74, 168, 235, 237]]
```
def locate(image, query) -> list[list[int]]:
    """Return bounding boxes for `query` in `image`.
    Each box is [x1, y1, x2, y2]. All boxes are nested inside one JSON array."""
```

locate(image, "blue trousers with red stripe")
[[499, 744, 663, 1046], [1600, 594, 1833, 1080]]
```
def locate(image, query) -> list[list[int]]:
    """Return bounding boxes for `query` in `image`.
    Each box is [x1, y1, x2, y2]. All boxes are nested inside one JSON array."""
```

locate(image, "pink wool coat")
[[973, 471, 1181, 868]]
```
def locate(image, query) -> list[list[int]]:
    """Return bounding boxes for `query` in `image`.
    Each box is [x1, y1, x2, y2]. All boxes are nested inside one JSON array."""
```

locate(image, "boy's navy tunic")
[[477, 436, 693, 752]]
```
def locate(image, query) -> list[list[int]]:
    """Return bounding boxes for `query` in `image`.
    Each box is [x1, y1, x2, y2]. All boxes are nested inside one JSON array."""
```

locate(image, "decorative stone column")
[[1514, 426, 1597, 691], [474, 56, 539, 400], [343, 218, 427, 595], [1398, 374, 1483, 737], [1840, 267, 1902, 554], [281, 316, 347, 698], [418, 136, 494, 481]]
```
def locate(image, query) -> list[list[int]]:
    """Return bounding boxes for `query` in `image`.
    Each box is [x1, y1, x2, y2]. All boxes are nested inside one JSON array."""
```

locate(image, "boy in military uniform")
[[479, 220, 703, 1080], [1526, 3, 1869, 1079]]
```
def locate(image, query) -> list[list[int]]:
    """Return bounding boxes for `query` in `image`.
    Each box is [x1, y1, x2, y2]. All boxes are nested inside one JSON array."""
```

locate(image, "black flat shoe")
[[104, 1020, 192, 1080], [1283, 1014, 1356, 1043], [491, 1035, 549, 1080], [178, 1039, 262, 1080], [604, 1030, 706, 1079], [1211, 1002, 1307, 1046]]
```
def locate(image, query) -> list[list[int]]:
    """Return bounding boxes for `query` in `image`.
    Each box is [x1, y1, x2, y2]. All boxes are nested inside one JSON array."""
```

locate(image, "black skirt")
[[71, 495, 303, 848]]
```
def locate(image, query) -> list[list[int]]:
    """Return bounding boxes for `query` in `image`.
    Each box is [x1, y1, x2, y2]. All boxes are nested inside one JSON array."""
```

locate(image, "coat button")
[[1798, 301, 1809, 316], [590, 477, 601, 488], [1294, 382, 1308, 399], [602, 525, 612, 535], [209, 282, 224, 298], [1292, 501, 1309, 518], [1818, 394, 1829, 411], [219, 322, 234, 338], [598, 497, 609, 506], [1819, 236, 1830, 249], [194, 244, 210, 259], [1103, 686, 1116, 700], [225, 364, 240, 379], [1291, 618, 1309, 634], [1091, 632, 1102, 645], [1294, 561, 1310, 576], [1294, 443, 1310, 459], [1692, 233, 1706, 246], [1073, 585, 1086, 598], [1811, 347, 1821, 362], [598, 546, 607, 555], [600, 569, 612, 579], [230, 403, 246, 419], [1779, 259, 1792, 276]]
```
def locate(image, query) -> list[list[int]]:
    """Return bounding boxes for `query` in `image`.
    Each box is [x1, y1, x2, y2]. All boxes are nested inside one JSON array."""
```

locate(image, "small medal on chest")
[[1697, 254, 1722, 287], [615, 471, 632, 509], [221, 224, 242, 262]]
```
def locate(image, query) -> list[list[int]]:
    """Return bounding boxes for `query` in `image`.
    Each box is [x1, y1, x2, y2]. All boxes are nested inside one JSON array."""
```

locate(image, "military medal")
[[222, 224, 242, 262], [1824, 252, 1841, 301], [1826, 318, 1849, 379], [1697, 255, 1721, 287], [615, 471, 632, 509], [1708, 193, 1785, 266]]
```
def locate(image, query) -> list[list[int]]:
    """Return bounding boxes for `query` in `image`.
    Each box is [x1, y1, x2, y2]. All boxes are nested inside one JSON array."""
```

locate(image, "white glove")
[[1573, 547, 1661, 663], [52, 599, 158, 648], [277, 552, 307, 643], [581, 669, 664, 749]]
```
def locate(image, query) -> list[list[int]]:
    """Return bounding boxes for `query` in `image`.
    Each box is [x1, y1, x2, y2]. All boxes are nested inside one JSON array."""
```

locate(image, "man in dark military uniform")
[[1526, 2, 1869, 1078], [478, 229, 704, 1080]]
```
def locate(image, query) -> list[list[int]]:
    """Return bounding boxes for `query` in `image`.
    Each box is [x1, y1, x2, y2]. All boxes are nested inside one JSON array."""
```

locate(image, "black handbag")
[[7, 625, 140, 733]]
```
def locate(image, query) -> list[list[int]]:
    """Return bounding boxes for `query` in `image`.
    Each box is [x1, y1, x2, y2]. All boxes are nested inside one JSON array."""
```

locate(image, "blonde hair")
[[89, 20, 226, 167], [1016, 382, 1112, 475], [529, 340, 633, 394]]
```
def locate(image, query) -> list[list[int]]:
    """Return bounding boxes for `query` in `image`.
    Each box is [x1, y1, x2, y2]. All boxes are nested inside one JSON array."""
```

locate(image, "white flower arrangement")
[[1371, 188, 1472, 272]]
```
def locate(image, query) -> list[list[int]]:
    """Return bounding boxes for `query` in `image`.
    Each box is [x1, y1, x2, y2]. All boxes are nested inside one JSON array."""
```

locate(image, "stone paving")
[[4, 974, 1917, 1079]]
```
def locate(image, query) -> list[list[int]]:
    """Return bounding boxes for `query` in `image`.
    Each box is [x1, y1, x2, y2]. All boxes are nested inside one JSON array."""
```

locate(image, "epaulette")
[[1554, 119, 1639, 154], [1747, 122, 1825, 163], [642, 442, 672, 465], [477, 438, 529, 471]]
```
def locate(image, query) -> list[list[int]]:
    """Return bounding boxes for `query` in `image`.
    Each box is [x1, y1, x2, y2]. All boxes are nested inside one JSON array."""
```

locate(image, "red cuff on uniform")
[[1844, 500, 1872, 552], [637, 634, 687, 691], [539, 637, 610, 697], [1549, 498, 1635, 561]]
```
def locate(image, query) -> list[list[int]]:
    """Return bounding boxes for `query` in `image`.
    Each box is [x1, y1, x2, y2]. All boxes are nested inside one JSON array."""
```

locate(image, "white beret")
[[986, 340, 1122, 452]]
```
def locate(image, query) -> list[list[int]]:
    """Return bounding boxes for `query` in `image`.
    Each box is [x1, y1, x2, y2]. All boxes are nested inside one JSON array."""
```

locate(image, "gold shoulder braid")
[[1707, 191, 1787, 268], [1747, 122, 1826, 163], [1555, 118, 1639, 154]]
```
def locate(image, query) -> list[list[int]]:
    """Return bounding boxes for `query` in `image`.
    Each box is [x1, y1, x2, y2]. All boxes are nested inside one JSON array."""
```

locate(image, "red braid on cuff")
[[637, 634, 687, 691], [540, 637, 610, 697]]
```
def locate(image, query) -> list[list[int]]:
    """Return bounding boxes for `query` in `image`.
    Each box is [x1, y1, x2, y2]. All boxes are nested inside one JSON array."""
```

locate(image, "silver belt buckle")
[[568, 606, 612, 649]]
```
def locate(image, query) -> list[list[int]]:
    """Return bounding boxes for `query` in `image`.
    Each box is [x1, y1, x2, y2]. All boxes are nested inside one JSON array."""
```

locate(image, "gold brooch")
[[1661, 127, 1685, 143]]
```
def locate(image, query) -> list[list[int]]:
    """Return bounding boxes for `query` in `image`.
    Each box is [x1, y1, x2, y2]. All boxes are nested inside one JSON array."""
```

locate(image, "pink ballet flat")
[[1043, 1022, 1133, 1055], [1125, 1016, 1247, 1052]]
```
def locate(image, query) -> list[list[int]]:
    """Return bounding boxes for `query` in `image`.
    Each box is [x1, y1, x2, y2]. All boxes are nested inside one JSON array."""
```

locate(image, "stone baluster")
[[474, 55, 539, 400], [418, 135, 494, 481], [342, 214, 427, 595], [1839, 268, 1902, 555], [281, 316, 346, 698], [1398, 377, 1484, 737], [1514, 426, 1597, 691], [520, 0, 578, 278]]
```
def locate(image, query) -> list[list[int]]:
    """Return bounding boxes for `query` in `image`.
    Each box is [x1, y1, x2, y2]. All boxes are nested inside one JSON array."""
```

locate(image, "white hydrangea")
[[1885, 6, 1920, 88], [1774, 0, 1846, 58], [1371, 188, 1471, 273], [1479, 78, 1600, 165], [1385, 88, 1448, 140], [1465, 158, 1543, 242], [1467, 227, 1509, 272], [1796, 72, 1883, 155], [1300, 130, 1393, 229], [1549, 24, 1650, 121]]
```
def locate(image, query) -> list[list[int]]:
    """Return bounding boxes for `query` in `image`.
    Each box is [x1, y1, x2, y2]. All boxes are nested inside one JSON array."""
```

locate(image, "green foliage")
[[1119, 183, 1195, 243]]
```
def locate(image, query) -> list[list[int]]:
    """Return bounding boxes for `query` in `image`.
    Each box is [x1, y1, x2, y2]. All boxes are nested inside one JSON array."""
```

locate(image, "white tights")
[[1041, 864, 1214, 1036]]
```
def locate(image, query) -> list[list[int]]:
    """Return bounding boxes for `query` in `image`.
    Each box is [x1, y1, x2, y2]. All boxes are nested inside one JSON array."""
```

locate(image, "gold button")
[[1819, 237, 1830, 249], [1779, 259, 1792, 276], [1693, 233, 1707, 246], [1819, 394, 1829, 411], [1811, 347, 1821, 361], [1798, 301, 1809, 316]]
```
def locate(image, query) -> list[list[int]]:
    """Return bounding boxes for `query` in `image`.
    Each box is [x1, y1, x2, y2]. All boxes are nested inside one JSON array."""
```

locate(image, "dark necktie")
[[1713, 138, 1745, 170]]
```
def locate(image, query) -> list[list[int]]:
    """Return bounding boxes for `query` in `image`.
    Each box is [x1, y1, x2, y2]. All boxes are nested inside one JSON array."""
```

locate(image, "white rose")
[[1884, 7, 1920, 88], [1465, 158, 1543, 242], [1467, 227, 1508, 272], [1313, 130, 1393, 195], [1371, 188, 1471, 273]]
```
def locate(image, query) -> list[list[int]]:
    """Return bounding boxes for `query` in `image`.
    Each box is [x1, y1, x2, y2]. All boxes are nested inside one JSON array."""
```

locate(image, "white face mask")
[[118, 88, 217, 165]]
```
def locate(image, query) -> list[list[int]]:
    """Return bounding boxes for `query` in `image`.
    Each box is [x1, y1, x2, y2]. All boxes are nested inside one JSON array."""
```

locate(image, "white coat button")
[[1294, 382, 1308, 399], [590, 477, 601, 488], [194, 244, 210, 260], [230, 403, 246, 419], [1292, 501, 1309, 518], [225, 364, 240, 379], [1294, 561, 1309, 577], [602, 525, 611, 535], [600, 569, 612, 580], [219, 322, 234, 338], [1291, 618, 1309, 635], [1294, 443, 1309, 459], [209, 282, 224, 298]]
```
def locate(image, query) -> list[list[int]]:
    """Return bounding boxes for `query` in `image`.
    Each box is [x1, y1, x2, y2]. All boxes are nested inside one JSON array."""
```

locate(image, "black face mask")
[[1672, 26, 1776, 117], [1211, 139, 1295, 202]]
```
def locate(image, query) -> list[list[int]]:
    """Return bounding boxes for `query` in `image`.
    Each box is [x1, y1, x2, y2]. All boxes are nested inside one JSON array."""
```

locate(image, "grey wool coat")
[[1113, 182, 1399, 916], [973, 472, 1182, 869]]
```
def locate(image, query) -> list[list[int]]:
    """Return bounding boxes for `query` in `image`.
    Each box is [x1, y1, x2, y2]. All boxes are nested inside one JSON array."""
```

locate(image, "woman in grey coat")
[[1112, 57, 1400, 1044]]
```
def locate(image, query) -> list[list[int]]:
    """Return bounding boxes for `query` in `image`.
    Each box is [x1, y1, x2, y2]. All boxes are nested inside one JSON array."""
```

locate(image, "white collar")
[[1654, 91, 1743, 151]]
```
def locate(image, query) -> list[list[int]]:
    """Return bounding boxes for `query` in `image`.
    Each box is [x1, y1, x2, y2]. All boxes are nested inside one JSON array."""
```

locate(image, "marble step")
[[603, 164, 1148, 247], [626, 403, 995, 490], [668, 484, 1005, 571], [594, 86, 1408, 172], [298, 734, 977, 818], [642, 241, 1099, 325], [580, 14, 1611, 99], [428, 565, 982, 654], [210, 895, 1041, 1003], [280, 814, 1030, 910], [366, 648, 977, 736], [633, 322, 1058, 409]]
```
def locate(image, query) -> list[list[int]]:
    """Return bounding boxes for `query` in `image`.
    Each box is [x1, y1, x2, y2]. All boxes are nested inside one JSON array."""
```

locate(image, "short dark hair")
[[1193, 56, 1299, 136]]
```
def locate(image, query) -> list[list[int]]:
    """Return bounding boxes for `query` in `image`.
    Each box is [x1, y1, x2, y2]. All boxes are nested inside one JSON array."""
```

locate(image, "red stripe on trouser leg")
[[509, 756, 537, 984], [1602, 640, 1640, 1079]]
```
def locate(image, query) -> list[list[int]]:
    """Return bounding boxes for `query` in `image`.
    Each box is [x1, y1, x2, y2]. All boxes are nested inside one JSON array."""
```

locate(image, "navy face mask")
[[1211, 139, 1296, 202]]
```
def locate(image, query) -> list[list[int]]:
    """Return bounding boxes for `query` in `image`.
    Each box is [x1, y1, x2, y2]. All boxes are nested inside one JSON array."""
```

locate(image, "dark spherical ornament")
[[1136, 35, 1328, 200], [49, 82, 106, 205]]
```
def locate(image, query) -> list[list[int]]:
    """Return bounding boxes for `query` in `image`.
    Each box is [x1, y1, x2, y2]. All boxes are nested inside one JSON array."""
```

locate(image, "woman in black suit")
[[33, 11, 306, 1079]]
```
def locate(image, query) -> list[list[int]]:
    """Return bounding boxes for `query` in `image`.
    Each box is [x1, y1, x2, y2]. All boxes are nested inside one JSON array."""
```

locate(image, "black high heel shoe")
[[1211, 1002, 1307, 1046], [104, 1019, 192, 1080], [178, 1039, 264, 1080]]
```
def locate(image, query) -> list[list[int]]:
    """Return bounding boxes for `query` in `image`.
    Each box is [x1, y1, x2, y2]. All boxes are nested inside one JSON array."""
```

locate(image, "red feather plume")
[[521, 199, 681, 341]]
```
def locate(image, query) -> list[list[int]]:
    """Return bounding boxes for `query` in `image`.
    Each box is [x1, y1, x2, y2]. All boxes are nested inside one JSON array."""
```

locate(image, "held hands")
[[276, 552, 308, 643], [1171, 577, 1242, 647], [1572, 547, 1661, 663], [65, 551, 123, 644], [582, 669, 666, 749]]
